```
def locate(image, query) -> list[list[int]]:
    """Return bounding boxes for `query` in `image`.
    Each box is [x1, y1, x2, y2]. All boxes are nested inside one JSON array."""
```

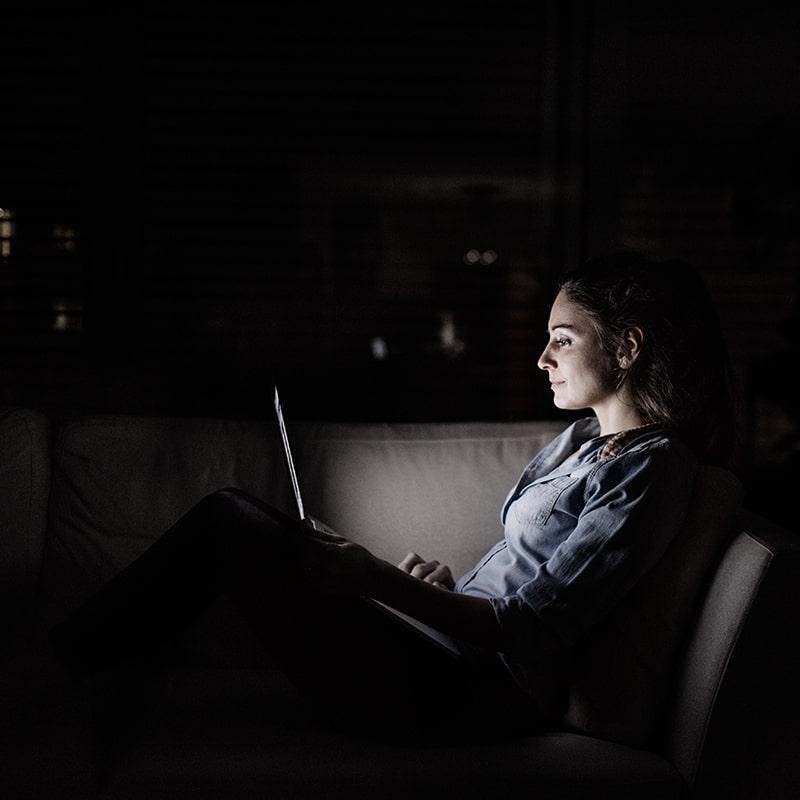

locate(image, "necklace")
[[597, 422, 663, 462]]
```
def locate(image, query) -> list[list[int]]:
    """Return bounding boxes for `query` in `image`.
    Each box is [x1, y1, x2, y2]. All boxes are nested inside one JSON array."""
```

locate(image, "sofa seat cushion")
[[1, 671, 97, 800], [99, 668, 683, 800]]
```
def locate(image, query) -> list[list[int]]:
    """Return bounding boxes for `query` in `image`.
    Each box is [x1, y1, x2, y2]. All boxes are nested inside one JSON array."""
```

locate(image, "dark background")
[[2, 2, 798, 527]]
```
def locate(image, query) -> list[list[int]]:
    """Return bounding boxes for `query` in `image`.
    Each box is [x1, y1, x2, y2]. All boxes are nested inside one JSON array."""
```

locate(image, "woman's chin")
[[553, 396, 581, 412]]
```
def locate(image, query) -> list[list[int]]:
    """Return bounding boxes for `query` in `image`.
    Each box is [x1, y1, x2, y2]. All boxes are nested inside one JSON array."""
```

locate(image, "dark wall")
[[2, 2, 553, 420], [2, 2, 798, 523]]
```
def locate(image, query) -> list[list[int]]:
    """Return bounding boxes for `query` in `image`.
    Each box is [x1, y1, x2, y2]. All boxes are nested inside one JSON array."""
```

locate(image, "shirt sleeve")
[[490, 440, 698, 662]]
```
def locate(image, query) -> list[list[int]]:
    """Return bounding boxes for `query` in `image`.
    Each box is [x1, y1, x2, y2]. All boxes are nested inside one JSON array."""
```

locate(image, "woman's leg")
[[278, 594, 539, 744], [48, 488, 305, 677], [208, 491, 542, 742], [49, 488, 540, 742]]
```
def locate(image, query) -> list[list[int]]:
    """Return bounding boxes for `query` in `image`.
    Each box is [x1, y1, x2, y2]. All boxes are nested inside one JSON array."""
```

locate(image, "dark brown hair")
[[557, 251, 737, 465]]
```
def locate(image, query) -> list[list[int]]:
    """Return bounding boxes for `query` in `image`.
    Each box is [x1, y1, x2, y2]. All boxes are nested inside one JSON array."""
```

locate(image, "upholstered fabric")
[[666, 521, 800, 799], [36, 416, 567, 629], [0, 666, 683, 800], [99, 669, 682, 800], [295, 420, 569, 578], [0, 408, 50, 645], [5, 408, 796, 799], [561, 464, 743, 747], [37, 414, 295, 630]]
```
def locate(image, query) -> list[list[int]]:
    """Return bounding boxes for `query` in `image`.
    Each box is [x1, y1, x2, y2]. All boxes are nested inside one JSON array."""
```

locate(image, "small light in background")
[[463, 248, 499, 267], [52, 299, 83, 333], [0, 208, 16, 258], [463, 249, 481, 265], [370, 336, 389, 361], [436, 311, 465, 358], [53, 223, 77, 252], [480, 249, 497, 266]]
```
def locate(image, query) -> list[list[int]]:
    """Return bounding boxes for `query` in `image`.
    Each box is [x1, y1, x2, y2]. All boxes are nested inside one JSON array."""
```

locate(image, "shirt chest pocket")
[[522, 474, 582, 527]]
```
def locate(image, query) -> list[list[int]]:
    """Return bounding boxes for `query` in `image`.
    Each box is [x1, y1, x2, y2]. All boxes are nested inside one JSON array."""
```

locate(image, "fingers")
[[425, 563, 455, 590], [398, 553, 454, 589], [411, 561, 440, 581], [398, 552, 425, 572]]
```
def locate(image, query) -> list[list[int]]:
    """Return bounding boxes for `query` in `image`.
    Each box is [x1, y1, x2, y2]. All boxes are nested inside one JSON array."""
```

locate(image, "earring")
[[619, 357, 628, 369]]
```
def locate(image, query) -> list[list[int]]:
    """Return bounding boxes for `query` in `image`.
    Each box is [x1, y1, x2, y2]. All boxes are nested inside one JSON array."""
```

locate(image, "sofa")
[[0, 406, 798, 799]]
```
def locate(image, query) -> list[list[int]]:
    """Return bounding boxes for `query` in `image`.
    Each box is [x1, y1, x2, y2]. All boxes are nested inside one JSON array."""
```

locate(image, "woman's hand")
[[397, 552, 455, 590], [301, 524, 379, 596]]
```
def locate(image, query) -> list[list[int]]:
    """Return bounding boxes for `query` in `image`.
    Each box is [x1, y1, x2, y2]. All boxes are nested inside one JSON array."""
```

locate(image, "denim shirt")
[[455, 416, 698, 702]]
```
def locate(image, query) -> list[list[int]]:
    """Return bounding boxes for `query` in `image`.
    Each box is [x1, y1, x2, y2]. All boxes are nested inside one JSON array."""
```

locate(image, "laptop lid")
[[273, 384, 306, 522], [271, 384, 462, 657]]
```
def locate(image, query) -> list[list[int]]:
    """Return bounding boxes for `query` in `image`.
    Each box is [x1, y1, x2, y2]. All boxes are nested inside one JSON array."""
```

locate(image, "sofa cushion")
[[37, 416, 568, 627], [99, 668, 682, 800], [36, 414, 295, 632], [36, 415, 568, 667], [0, 688, 97, 800], [561, 464, 743, 747], [296, 420, 570, 579]]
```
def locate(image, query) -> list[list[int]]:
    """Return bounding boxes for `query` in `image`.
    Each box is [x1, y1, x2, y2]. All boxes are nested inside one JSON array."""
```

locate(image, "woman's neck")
[[594, 403, 645, 437]]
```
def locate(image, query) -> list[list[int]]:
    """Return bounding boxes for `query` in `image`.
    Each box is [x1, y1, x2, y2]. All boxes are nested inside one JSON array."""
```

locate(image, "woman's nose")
[[537, 346, 553, 371]]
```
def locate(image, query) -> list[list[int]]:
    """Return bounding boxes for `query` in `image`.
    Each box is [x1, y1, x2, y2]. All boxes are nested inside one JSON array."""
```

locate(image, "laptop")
[[272, 384, 461, 657]]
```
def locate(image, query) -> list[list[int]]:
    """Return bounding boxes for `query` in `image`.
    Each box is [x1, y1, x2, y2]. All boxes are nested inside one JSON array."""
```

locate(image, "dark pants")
[[50, 488, 539, 743]]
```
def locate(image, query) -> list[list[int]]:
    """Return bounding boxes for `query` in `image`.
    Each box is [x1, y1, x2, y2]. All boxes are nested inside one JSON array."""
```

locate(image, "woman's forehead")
[[548, 290, 589, 331]]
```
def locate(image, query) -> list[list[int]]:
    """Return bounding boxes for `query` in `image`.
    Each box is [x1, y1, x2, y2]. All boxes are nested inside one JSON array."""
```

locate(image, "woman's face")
[[537, 290, 617, 414]]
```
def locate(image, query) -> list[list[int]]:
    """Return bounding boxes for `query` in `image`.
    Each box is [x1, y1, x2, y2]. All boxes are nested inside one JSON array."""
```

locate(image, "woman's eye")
[[554, 337, 571, 348]]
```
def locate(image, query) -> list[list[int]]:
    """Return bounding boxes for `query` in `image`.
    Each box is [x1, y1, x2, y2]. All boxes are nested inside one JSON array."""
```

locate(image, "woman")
[[51, 251, 736, 744]]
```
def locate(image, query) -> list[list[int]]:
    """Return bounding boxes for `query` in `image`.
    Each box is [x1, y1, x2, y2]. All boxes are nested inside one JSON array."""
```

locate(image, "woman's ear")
[[618, 326, 643, 369]]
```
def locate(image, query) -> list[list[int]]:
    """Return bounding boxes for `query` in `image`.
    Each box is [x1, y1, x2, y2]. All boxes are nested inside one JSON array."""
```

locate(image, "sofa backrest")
[[35, 414, 568, 633], [36, 413, 296, 631], [292, 420, 570, 579]]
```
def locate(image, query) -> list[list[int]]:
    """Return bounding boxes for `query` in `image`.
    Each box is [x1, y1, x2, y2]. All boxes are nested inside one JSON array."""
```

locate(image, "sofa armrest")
[[0, 408, 50, 649], [666, 511, 800, 799]]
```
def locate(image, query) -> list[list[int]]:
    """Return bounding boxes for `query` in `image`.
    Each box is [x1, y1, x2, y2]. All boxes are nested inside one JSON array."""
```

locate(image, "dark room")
[[2, 2, 798, 798]]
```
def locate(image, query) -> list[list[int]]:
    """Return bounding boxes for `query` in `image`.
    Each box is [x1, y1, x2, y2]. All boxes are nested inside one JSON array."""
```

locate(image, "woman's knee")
[[198, 490, 303, 599], [199, 487, 251, 519], [199, 488, 294, 543], [179, 489, 251, 551]]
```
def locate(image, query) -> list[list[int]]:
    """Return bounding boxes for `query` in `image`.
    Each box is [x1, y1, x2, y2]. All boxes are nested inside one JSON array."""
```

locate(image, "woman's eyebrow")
[[548, 323, 577, 333]]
